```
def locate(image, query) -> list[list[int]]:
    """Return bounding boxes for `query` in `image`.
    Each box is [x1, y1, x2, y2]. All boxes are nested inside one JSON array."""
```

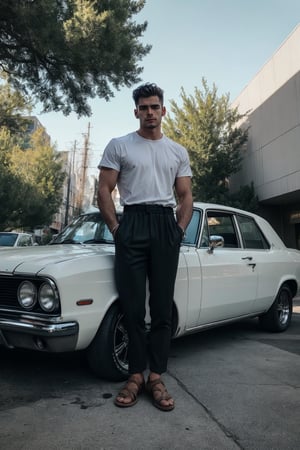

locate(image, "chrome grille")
[[0, 275, 61, 314]]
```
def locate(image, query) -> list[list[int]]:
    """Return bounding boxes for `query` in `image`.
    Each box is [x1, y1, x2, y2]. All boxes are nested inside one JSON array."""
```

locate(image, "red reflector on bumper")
[[76, 299, 93, 306]]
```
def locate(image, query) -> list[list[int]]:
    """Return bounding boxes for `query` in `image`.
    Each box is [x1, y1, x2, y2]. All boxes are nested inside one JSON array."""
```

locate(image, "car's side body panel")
[[0, 202, 300, 379], [179, 248, 202, 328], [196, 247, 258, 325]]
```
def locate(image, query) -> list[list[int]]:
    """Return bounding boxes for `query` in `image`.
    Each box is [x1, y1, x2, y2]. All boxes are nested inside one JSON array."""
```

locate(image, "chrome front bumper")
[[0, 314, 79, 352]]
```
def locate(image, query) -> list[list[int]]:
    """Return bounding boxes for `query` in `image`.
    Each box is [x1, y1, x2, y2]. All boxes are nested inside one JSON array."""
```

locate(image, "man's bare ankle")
[[129, 372, 144, 383], [149, 372, 161, 382]]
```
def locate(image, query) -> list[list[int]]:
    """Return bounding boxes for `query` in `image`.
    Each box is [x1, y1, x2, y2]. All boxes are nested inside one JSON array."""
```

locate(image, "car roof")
[[90, 202, 261, 220], [192, 202, 257, 216]]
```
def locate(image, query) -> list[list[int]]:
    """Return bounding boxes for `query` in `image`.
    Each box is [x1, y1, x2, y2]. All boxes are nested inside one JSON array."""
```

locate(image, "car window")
[[204, 211, 241, 248], [73, 221, 98, 242], [182, 210, 202, 246], [200, 217, 210, 247], [236, 215, 270, 249], [51, 213, 115, 244], [0, 233, 18, 246], [17, 235, 32, 247]]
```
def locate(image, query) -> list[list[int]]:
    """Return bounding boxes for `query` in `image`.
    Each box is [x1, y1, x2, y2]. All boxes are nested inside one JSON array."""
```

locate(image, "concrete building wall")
[[232, 24, 300, 119], [230, 24, 300, 248]]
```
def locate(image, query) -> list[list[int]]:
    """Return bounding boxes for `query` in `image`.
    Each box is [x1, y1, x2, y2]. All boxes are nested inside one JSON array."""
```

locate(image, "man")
[[98, 83, 193, 411]]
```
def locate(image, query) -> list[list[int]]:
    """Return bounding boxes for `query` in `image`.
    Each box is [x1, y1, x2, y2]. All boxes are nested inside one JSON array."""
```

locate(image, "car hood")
[[0, 244, 115, 275]]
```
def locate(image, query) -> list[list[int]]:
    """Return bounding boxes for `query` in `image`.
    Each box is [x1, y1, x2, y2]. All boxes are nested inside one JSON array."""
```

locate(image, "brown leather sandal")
[[114, 376, 145, 408], [146, 378, 175, 411]]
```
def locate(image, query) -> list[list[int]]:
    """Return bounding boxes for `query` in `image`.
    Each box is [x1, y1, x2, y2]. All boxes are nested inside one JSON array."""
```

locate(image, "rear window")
[[237, 215, 270, 249], [0, 233, 18, 246]]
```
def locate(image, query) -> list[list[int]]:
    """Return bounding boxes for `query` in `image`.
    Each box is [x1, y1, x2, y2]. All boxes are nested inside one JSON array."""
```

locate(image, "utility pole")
[[64, 141, 76, 226], [78, 123, 90, 213]]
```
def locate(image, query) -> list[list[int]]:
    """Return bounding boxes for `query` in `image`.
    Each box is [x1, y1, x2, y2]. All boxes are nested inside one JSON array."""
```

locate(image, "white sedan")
[[0, 203, 299, 380], [0, 232, 35, 247]]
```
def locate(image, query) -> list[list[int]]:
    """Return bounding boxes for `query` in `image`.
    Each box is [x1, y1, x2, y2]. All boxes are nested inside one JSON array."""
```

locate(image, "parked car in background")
[[0, 232, 36, 248], [0, 203, 299, 381]]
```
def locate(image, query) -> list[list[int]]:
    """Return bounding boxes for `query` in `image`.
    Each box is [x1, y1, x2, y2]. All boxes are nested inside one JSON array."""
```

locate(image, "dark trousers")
[[114, 205, 182, 374]]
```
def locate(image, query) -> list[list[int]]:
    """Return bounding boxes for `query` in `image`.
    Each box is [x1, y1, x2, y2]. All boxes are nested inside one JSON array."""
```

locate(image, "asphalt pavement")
[[0, 301, 299, 450]]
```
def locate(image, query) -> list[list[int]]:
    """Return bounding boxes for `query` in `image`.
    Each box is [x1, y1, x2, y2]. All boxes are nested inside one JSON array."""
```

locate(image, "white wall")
[[231, 24, 300, 203]]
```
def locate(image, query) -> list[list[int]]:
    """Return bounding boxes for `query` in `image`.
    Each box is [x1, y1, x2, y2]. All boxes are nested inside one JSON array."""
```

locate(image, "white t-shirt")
[[98, 132, 192, 207]]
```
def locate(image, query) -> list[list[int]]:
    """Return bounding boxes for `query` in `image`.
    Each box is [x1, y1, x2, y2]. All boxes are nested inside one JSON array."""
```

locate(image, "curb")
[[294, 296, 300, 306]]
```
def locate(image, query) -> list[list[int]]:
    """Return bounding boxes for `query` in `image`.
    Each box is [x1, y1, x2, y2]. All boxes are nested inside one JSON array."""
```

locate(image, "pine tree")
[[0, 0, 150, 116], [164, 79, 258, 211]]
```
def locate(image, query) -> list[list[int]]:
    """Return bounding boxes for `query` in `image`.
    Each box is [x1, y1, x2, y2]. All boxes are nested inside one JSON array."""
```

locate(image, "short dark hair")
[[132, 83, 164, 105]]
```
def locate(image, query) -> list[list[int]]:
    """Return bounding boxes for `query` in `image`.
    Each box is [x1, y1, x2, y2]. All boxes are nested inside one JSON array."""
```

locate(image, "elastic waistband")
[[124, 204, 174, 214]]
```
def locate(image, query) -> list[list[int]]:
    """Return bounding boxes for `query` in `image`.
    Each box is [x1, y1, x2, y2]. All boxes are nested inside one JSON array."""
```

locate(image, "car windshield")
[[50, 213, 114, 245], [0, 233, 18, 246]]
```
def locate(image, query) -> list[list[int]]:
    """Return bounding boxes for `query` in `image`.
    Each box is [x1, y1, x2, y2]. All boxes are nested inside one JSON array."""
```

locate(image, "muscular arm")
[[174, 176, 193, 233], [97, 167, 119, 232]]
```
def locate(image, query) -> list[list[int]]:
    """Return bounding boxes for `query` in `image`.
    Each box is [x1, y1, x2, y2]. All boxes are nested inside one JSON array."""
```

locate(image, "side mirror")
[[207, 235, 224, 254]]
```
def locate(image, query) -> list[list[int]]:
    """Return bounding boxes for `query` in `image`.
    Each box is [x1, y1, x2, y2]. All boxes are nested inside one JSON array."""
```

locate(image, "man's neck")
[[137, 128, 163, 140]]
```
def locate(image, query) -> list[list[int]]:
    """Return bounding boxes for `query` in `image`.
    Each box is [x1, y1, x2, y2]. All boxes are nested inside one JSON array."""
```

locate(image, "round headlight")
[[18, 281, 37, 309], [39, 282, 59, 312]]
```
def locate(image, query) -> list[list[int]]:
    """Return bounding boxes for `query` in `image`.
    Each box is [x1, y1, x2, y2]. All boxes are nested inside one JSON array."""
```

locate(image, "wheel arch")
[[79, 295, 120, 349], [278, 279, 298, 299], [259, 282, 293, 332]]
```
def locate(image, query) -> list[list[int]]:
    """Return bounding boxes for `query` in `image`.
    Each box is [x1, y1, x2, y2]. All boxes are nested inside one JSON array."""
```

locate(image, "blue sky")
[[33, 0, 300, 170]]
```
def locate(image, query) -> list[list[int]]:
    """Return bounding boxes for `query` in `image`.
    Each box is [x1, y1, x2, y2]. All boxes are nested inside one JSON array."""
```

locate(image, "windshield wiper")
[[50, 238, 82, 245], [82, 238, 111, 244]]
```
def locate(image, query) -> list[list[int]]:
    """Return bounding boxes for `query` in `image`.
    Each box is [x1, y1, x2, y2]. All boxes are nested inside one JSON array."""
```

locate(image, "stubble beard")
[[143, 118, 161, 130]]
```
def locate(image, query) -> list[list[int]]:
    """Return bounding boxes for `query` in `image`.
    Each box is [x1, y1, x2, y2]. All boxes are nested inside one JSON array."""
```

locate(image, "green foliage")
[[8, 128, 66, 228], [164, 79, 257, 211], [225, 182, 259, 213], [0, 0, 150, 116], [0, 127, 33, 229], [0, 74, 32, 134], [0, 79, 66, 229]]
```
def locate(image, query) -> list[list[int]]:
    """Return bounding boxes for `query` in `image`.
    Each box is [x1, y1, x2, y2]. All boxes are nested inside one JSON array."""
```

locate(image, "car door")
[[177, 209, 203, 328], [196, 210, 258, 326], [235, 214, 276, 311]]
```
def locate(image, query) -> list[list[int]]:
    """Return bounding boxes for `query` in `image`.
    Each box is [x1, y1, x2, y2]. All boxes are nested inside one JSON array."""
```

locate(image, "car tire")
[[259, 284, 293, 332], [86, 302, 129, 381]]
